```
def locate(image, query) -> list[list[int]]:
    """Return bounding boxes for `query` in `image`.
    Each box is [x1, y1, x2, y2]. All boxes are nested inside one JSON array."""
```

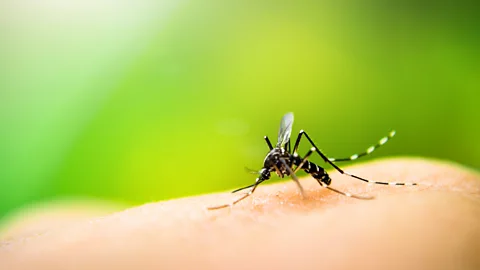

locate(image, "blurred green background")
[[0, 1, 479, 220]]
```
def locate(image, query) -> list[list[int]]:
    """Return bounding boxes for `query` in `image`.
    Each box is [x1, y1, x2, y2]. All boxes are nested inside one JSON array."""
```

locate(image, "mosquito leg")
[[264, 136, 273, 150], [292, 130, 303, 155], [207, 191, 252, 210], [294, 130, 417, 186], [318, 181, 373, 200], [280, 158, 305, 198], [328, 130, 396, 162], [208, 178, 264, 210], [293, 147, 316, 173], [232, 183, 255, 193], [293, 130, 338, 164], [273, 165, 285, 178]]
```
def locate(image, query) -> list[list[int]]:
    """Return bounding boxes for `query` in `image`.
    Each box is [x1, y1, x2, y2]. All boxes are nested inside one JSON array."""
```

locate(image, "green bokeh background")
[[1, 1, 479, 220]]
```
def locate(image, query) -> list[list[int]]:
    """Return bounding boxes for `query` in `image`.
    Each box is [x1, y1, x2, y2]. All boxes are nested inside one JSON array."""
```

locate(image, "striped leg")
[[292, 130, 417, 186], [329, 131, 396, 162]]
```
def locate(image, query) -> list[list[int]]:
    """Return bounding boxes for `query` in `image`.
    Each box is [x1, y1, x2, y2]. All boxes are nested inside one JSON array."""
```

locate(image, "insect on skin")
[[207, 113, 417, 210]]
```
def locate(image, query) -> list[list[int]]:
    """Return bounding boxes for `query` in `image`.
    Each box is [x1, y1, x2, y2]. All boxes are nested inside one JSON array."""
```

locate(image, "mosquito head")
[[257, 167, 271, 180]]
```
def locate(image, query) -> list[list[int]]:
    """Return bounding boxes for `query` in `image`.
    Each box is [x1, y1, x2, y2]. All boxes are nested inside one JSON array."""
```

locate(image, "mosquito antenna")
[[244, 167, 260, 175]]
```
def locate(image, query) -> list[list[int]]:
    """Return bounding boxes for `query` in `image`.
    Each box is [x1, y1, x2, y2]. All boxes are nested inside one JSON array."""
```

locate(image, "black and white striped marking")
[[328, 130, 396, 162], [208, 113, 417, 210]]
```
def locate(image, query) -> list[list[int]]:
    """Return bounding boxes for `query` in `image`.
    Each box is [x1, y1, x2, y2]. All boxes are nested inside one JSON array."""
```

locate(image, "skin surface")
[[1, 158, 480, 270]]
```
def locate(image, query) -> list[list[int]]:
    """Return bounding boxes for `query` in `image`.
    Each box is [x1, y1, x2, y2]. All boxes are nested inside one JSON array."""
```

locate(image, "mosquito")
[[207, 112, 417, 210]]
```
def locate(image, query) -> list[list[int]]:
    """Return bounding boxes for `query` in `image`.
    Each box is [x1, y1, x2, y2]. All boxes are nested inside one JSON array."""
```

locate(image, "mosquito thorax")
[[262, 148, 290, 176], [262, 148, 279, 167]]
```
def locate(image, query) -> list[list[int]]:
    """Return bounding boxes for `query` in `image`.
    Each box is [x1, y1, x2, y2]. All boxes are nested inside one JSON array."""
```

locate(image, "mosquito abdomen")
[[302, 161, 332, 185]]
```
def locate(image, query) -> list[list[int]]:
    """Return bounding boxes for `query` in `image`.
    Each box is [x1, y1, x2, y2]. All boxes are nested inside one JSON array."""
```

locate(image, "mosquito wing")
[[276, 112, 294, 148]]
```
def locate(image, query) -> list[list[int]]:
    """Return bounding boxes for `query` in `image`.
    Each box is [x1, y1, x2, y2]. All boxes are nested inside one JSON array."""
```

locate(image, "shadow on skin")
[[1, 158, 480, 270]]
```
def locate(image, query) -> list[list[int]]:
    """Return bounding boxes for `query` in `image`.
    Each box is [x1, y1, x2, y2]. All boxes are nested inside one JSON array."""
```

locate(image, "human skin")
[[1, 158, 480, 270]]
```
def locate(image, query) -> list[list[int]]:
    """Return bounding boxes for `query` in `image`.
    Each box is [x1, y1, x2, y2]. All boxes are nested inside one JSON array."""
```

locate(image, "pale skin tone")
[[1, 158, 480, 270]]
